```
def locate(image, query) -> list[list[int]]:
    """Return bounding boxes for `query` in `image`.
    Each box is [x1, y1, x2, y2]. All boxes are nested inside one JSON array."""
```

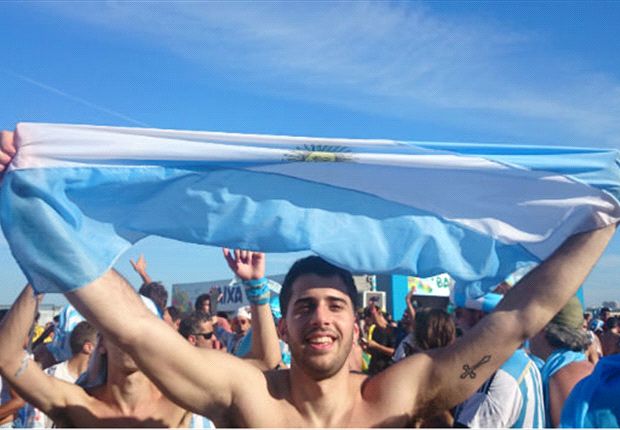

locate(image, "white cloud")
[[40, 2, 620, 145]]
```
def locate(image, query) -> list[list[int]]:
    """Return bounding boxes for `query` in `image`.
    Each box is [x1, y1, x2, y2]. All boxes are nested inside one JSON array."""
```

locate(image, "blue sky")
[[1, 1, 619, 307]]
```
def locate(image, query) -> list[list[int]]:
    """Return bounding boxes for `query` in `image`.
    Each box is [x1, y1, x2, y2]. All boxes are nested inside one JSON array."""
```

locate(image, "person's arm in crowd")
[[222, 249, 281, 370], [366, 339, 395, 357], [65, 269, 272, 425], [365, 224, 616, 419], [214, 315, 232, 333], [130, 254, 152, 285], [0, 286, 91, 419], [0, 385, 25, 423], [209, 287, 233, 334], [364, 306, 395, 357]]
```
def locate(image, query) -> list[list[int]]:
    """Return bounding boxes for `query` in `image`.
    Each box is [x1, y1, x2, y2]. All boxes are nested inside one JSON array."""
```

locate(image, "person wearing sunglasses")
[[179, 312, 219, 350]]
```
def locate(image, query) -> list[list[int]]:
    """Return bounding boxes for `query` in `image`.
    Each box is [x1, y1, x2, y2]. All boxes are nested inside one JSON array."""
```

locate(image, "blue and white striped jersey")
[[455, 348, 545, 428]]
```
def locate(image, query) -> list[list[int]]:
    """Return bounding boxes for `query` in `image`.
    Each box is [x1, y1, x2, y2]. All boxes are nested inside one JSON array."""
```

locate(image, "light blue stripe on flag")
[[1, 123, 620, 295]]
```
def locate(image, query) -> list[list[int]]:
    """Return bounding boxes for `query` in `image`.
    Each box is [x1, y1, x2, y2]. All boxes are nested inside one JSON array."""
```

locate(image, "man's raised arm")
[[371, 224, 616, 418], [222, 248, 281, 370], [1, 128, 274, 424], [65, 269, 269, 424], [0, 285, 87, 417]]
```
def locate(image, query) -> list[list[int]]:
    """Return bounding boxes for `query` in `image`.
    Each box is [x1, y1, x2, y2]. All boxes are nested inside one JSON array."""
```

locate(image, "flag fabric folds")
[[1, 122, 620, 294]]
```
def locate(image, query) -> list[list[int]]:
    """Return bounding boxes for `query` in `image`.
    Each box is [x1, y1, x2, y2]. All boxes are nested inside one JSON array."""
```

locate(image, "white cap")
[[236, 306, 252, 320]]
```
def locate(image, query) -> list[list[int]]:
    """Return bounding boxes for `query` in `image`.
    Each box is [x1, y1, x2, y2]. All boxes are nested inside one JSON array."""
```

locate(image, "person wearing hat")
[[453, 292, 545, 428], [529, 296, 594, 427], [214, 305, 253, 357]]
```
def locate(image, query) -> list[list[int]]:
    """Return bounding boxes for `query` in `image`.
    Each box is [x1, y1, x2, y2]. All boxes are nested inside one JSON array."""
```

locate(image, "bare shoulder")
[[552, 360, 593, 392]]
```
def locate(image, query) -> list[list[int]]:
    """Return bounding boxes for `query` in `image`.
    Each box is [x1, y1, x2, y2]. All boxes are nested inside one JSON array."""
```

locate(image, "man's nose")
[[310, 302, 331, 326]]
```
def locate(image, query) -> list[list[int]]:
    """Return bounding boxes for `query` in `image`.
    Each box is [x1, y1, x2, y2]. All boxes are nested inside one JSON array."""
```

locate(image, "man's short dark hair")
[[280, 256, 357, 318], [139, 282, 168, 314], [194, 294, 211, 311], [606, 317, 619, 331], [179, 311, 211, 339], [166, 305, 181, 323], [69, 321, 98, 355]]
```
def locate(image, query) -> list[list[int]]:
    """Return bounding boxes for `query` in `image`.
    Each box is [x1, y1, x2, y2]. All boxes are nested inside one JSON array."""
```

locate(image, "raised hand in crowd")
[[222, 248, 265, 281], [130, 254, 152, 285]]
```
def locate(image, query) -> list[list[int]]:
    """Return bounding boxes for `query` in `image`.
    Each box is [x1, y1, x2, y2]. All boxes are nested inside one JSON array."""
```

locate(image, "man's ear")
[[83, 341, 95, 355], [353, 320, 360, 345], [188, 335, 197, 347], [278, 319, 288, 343]]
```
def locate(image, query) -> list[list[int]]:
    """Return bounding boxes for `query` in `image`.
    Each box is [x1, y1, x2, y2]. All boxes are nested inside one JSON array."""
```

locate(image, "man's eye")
[[330, 304, 344, 311], [296, 305, 311, 313]]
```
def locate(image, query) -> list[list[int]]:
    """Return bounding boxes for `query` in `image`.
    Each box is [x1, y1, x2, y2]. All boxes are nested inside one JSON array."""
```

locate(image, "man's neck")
[[535, 340, 555, 360], [66, 353, 90, 379], [287, 364, 359, 427], [103, 367, 161, 413]]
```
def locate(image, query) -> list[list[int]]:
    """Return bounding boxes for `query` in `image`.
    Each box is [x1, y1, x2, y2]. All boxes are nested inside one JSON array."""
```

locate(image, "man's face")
[[281, 274, 358, 381], [200, 299, 211, 315], [233, 317, 251, 335], [454, 307, 483, 333], [193, 321, 216, 349]]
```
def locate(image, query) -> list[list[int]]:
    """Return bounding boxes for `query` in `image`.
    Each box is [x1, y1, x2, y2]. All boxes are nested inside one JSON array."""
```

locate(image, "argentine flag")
[[1, 123, 619, 295]]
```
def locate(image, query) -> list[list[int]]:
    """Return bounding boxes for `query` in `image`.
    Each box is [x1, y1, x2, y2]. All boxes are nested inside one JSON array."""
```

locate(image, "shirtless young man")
[[0, 243, 280, 427], [0, 129, 616, 427]]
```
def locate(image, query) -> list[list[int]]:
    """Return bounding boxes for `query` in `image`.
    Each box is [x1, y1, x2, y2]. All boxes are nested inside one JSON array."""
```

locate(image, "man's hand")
[[130, 254, 152, 285], [0, 130, 16, 178], [222, 248, 265, 281], [130, 254, 147, 274], [209, 286, 223, 304]]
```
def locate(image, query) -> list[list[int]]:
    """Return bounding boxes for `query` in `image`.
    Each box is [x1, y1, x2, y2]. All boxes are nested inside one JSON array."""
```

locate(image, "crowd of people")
[[1, 247, 619, 428], [0, 129, 619, 427]]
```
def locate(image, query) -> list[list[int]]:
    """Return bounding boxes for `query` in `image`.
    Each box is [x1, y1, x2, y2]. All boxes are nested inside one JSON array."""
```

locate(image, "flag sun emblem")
[[284, 145, 354, 162]]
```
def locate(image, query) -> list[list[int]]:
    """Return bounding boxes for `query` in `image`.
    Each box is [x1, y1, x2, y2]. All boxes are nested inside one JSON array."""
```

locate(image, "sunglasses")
[[194, 332, 214, 340]]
